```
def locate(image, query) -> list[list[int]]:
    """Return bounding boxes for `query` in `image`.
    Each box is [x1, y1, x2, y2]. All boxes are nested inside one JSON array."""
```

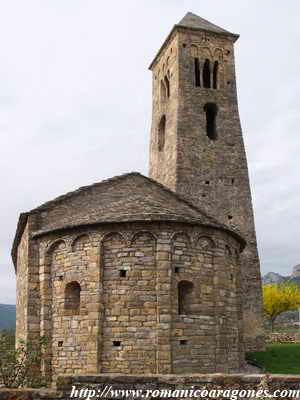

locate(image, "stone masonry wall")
[[149, 27, 263, 352], [26, 221, 244, 380]]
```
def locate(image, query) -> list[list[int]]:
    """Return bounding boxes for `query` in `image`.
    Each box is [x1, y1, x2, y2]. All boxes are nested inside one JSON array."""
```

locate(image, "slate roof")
[[11, 172, 246, 268], [178, 12, 232, 35]]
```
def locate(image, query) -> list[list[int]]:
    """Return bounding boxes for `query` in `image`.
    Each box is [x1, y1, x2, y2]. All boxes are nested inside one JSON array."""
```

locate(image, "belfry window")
[[204, 103, 218, 140], [194, 58, 201, 87], [178, 281, 194, 315], [213, 61, 218, 89], [203, 59, 211, 88], [160, 80, 167, 103], [164, 75, 170, 98], [65, 281, 81, 314], [158, 115, 166, 151]]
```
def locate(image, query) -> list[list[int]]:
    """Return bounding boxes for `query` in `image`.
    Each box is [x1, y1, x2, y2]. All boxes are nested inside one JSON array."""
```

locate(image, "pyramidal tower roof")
[[177, 12, 232, 35], [149, 12, 239, 69]]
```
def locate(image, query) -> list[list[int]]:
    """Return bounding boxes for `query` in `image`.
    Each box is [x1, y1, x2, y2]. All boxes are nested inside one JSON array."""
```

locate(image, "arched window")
[[158, 115, 166, 151], [65, 282, 81, 314], [160, 80, 167, 103], [213, 61, 218, 89], [178, 281, 194, 315], [164, 75, 170, 98], [194, 58, 201, 87], [204, 103, 218, 140], [203, 59, 211, 88]]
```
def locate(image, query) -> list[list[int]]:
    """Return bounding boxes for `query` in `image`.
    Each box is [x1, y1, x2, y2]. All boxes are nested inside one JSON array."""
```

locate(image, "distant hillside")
[[262, 271, 300, 287], [0, 304, 16, 330]]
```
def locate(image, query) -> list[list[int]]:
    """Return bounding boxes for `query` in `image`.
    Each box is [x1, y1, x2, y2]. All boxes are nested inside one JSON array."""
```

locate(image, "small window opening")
[[174, 267, 180, 273], [158, 115, 166, 152], [230, 274, 234, 281], [164, 75, 170, 98], [180, 340, 188, 345], [58, 341, 63, 347], [228, 215, 233, 220], [204, 103, 218, 140], [65, 281, 81, 313], [113, 341, 121, 347], [119, 270, 127, 278], [203, 59, 211, 88], [202, 194, 207, 198], [160, 80, 167, 103], [213, 61, 218, 89], [178, 281, 194, 315], [194, 58, 201, 87], [59, 276, 63, 281], [205, 180, 210, 185], [226, 50, 230, 55], [231, 178, 235, 184], [183, 43, 187, 48]]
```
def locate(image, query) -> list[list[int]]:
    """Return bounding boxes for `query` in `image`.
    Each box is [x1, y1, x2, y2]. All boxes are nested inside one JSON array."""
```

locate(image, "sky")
[[0, 1, 299, 304]]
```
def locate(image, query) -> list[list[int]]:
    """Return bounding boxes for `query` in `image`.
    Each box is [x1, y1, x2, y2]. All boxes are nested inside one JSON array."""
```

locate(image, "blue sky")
[[1, 0, 300, 303]]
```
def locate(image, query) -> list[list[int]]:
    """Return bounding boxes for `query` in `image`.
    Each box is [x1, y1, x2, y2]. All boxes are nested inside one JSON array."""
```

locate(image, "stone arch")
[[45, 239, 67, 259], [64, 281, 81, 314], [131, 231, 157, 245], [71, 234, 91, 251], [196, 235, 216, 251], [190, 44, 198, 57], [101, 231, 126, 245], [201, 47, 212, 59], [214, 48, 223, 61]]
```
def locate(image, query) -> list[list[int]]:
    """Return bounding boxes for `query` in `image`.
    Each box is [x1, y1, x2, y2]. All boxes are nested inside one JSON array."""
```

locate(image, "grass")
[[246, 344, 300, 374]]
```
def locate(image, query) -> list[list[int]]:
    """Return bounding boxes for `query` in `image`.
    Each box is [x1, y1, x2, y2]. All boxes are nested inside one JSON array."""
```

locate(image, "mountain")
[[262, 271, 300, 288], [0, 304, 16, 330], [262, 272, 289, 284]]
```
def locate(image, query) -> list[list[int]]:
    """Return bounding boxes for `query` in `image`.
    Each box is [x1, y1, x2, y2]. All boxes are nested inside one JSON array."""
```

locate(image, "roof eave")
[[11, 212, 29, 271], [149, 24, 239, 71]]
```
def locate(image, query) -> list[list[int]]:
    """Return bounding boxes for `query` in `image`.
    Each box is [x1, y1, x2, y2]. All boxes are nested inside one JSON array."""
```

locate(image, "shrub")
[[0, 333, 48, 388]]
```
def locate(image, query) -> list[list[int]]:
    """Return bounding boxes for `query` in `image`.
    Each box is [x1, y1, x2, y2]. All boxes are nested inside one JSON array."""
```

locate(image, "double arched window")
[[194, 59, 219, 89]]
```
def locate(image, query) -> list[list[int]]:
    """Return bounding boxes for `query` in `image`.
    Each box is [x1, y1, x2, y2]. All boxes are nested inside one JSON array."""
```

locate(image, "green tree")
[[263, 282, 300, 331]]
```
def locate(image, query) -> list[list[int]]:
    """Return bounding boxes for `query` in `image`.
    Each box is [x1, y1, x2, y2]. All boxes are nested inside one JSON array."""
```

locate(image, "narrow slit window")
[[194, 58, 200, 87], [203, 59, 211, 88], [119, 270, 127, 278], [113, 341, 121, 347], [160, 80, 167, 103], [204, 103, 218, 140], [158, 115, 166, 151], [178, 281, 194, 315], [164, 75, 170, 98], [213, 61, 218, 89], [64, 281, 81, 313]]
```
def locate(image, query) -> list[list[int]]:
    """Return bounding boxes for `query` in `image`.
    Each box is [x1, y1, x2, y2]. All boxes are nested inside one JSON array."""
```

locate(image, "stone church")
[[12, 13, 263, 380]]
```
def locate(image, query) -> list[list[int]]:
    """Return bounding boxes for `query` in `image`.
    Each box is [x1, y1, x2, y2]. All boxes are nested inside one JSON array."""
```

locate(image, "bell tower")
[[149, 12, 263, 351]]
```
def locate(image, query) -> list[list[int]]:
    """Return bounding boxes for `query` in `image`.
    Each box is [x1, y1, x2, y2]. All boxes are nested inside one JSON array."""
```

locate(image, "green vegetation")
[[263, 282, 300, 331], [247, 344, 300, 374], [0, 333, 48, 388]]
